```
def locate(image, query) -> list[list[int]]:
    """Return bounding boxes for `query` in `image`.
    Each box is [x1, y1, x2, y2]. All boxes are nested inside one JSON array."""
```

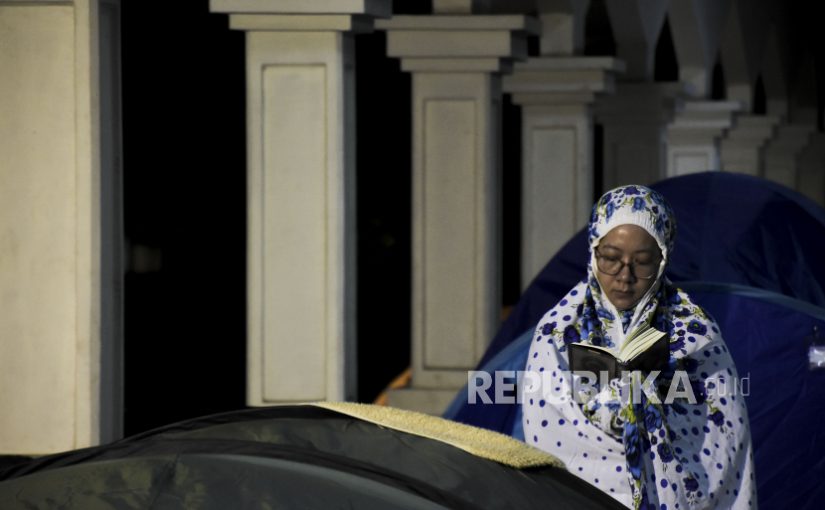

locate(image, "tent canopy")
[[483, 172, 825, 367], [0, 405, 624, 510], [446, 174, 825, 510], [446, 283, 825, 510]]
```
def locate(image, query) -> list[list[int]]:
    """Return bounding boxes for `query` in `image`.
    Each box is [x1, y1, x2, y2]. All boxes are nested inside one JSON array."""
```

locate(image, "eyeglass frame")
[[593, 247, 661, 280]]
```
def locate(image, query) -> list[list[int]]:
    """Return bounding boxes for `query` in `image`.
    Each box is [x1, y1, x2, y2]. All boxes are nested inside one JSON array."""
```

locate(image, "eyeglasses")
[[594, 248, 660, 280]]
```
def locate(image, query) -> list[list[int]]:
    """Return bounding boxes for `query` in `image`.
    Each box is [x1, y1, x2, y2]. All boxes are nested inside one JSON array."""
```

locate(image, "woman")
[[522, 185, 756, 509]]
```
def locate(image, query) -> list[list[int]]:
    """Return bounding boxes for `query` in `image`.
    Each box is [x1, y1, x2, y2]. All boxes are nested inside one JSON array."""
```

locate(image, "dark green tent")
[[0, 404, 623, 509]]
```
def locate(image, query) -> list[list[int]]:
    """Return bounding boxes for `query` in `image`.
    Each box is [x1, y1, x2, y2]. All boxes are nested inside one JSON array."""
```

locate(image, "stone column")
[[797, 133, 825, 207], [665, 0, 743, 177], [667, 0, 729, 98], [763, 123, 815, 190], [715, 0, 776, 178], [719, 115, 780, 176], [718, 0, 769, 112], [209, 0, 392, 406], [761, 23, 791, 121], [0, 0, 123, 454], [596, 1, 677, 189], [604, 0, 669, 82], [504, 57, 624, 289], [763, 50, 820, 191], [665, 100, 740, 176], [596, 83, 680, 189], [376, 14, 538, 414]]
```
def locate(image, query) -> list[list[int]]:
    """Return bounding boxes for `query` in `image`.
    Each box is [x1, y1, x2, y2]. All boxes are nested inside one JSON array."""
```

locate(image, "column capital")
[[725, 115, 781, 142], [666, 100, 743, 176], [797, 133, 825, 207], [210, 0, 391, 16], [535, 0, 590, 56], [503, 56, 625, 105], [596, 82, 683, 124], [668, 0, 730, 98], [604, 0, 668, 81], [596, 82, 685, 190], [668, 100, 742, 135], [720, 114, 781, 175], [376, 15, 540, 72], [764, 123, 816, 189], [766, 123, 816, 158], [210, 0, 391, 32]]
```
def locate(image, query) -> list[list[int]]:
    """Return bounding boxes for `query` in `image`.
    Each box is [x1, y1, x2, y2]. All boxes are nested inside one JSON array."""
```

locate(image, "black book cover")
[[568, 334, 669, 382]]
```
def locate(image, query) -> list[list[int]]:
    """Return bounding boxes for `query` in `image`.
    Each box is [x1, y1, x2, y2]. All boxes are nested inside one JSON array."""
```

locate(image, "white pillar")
[[497, 0, 626, 289], [433, 0, 491, 12], [763, 123, 815, 190], [377, 14, 538, 414], [665, 0, 751, 176], [667, 0, 729, 98], [535, 0, 590, 55], [504, 57, 624, 289], [719, 115, 780, 176], [719, 0, 770, 113], [760, 23, 790, 120], [765, 49, 821, 191], [714, 0, 776, 178], [797, 133, 825, 207], [210, 0, 392, 406], [596, 82, 680, 189], [0, 0, 123, 454], [598, 0, 677, 186], [604, 0, 668, 81], [604, 1, 739, 183], [665, 100, 741, 176]]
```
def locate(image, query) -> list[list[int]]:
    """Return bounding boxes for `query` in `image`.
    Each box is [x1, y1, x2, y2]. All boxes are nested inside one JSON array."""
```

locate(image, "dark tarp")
[[445, 283, 825, 510], [481, 172, 825, 367], [0, 405, 625, 510]]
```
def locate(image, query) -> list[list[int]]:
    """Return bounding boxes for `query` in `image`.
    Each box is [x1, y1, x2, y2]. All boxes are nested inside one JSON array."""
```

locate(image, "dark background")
[[120, 0, 820, 435], [121, 0, 249, 434], [120, 0, 432, 435]]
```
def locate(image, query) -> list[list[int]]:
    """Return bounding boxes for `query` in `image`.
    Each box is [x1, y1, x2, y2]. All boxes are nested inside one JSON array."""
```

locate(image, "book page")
[[618, 325, 667, 362]]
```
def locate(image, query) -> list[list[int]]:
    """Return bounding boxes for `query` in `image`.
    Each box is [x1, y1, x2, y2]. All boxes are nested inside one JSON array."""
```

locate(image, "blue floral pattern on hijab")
[[523, 185, 756, 510], [588, 184, 676, 258]]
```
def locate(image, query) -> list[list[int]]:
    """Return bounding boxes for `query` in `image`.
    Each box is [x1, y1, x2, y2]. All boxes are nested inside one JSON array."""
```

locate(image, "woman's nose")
[[616, 264, 636, 282]]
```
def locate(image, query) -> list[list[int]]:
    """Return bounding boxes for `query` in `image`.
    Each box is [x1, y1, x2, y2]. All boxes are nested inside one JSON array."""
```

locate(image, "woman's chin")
[[609, 292, 638, 310]]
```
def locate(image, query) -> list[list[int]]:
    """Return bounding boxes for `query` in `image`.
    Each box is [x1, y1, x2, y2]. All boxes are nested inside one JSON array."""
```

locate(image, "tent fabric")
[[443, 328, 533, 442], [445, 282, 825, 510], [314, 401, 562, 468], [482, 172, 825, 367], [0, 405, 625, 510]]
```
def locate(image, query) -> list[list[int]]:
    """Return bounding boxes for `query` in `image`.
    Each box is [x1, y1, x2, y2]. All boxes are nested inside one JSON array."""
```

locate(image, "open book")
[[567, 323, 669, 381]]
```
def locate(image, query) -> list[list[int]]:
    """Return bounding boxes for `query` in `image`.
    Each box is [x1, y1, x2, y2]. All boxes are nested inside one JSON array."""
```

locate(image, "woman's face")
[[594, 225, 662, 311]]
